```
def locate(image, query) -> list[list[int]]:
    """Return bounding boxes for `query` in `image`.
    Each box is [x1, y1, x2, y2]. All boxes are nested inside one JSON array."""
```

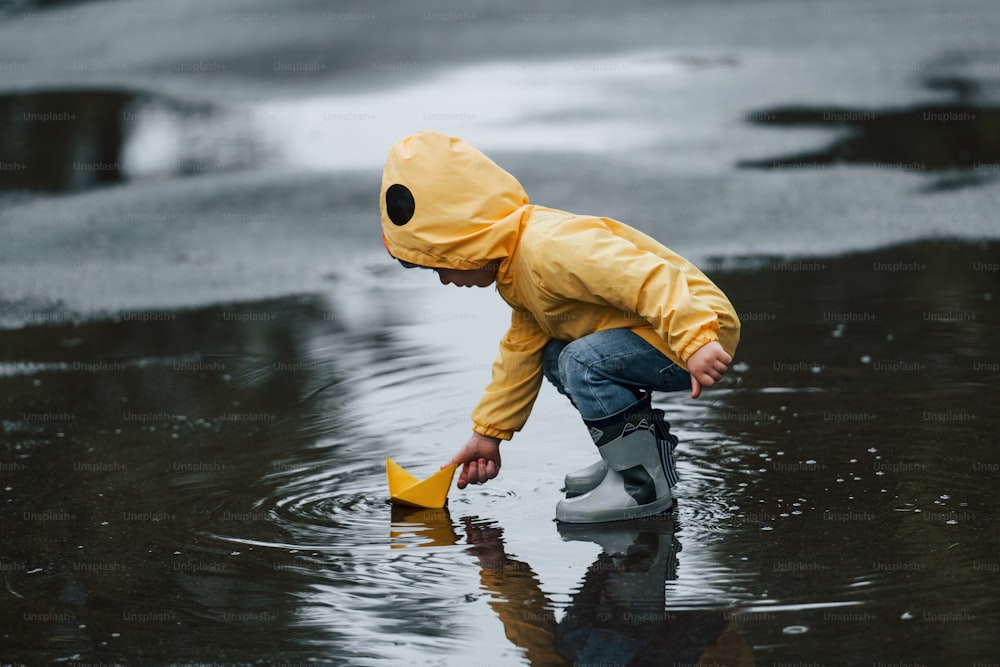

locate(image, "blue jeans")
[[542, 328, 691, 421]]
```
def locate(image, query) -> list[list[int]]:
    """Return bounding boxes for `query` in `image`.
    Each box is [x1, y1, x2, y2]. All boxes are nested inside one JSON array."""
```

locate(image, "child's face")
[[434, 266, 497, 288]]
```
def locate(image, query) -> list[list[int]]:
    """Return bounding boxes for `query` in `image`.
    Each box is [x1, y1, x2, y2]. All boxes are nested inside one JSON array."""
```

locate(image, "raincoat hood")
[[379, 131, 531, 271]]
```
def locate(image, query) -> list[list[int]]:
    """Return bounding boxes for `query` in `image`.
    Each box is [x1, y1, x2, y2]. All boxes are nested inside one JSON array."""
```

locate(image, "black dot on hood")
[[386, 184, 415, 226]]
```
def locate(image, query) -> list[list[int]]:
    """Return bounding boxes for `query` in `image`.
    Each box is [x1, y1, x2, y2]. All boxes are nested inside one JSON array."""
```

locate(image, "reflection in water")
[[738, 101, 1000, 191], [389, 509, 755, 666], [2, 240, 999, 664], [554, 520, 752, 666], [390, 506, 459, 549], [0, 89, 259, 193], [0, 90, 132, 192]]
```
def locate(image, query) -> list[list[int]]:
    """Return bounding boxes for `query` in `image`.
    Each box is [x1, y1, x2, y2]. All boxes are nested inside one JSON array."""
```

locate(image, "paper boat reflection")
[[386, 457, 457, 509], [389, 505, 458, 549]]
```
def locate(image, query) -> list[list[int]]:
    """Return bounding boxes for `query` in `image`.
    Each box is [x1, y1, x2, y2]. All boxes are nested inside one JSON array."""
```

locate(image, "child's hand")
[[445, 433, 502, 489], [686, 341, 733, 399]]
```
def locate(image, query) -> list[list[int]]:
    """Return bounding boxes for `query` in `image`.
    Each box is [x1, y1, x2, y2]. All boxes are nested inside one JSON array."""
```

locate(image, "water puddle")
[[2, 239, 999, 665], [738, 98, 1000, 191], [0, 89, 265, 193], [2, 51, 732, 195], [8, 49, 1000, 200]]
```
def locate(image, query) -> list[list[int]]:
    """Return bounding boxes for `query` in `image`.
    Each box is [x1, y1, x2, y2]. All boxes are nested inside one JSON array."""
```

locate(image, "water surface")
[[3, 240, 998, 665], [3, 1, 1000, 663]]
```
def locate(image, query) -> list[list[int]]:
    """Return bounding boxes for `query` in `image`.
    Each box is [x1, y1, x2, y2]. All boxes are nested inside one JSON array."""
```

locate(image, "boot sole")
[[556, 495, 677, 524]]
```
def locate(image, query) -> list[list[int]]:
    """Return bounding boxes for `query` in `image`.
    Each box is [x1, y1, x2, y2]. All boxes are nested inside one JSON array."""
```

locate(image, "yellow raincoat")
[[380, 131, 740, 440]]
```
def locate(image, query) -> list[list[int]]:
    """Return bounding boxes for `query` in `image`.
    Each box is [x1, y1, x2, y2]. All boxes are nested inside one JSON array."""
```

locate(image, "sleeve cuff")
[[680, 329, 720, 363], [473, 422, 515, 441]]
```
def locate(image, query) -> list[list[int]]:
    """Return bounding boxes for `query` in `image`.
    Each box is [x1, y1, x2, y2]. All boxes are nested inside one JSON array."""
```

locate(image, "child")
[[379, 131, 740, 523]]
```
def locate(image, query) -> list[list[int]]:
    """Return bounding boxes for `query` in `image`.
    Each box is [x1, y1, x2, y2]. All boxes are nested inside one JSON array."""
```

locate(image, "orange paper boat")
[[386, 457, 457, 509]]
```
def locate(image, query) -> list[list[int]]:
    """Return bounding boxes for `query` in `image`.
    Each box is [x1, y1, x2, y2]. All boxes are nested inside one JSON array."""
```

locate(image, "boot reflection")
[[388, 510, 753, 665], [556, 517, 753, 666], [464, 515, 754, 666]]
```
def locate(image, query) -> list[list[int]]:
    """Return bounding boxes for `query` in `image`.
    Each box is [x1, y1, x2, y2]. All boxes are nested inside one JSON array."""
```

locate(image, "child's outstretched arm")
[[446, 433, 502, 489], [447, 308, 548, 489]]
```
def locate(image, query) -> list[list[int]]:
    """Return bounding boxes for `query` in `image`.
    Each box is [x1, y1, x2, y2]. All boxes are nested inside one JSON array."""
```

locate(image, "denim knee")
[[556, 337, 640, 419], [556, 337, 602, 396]]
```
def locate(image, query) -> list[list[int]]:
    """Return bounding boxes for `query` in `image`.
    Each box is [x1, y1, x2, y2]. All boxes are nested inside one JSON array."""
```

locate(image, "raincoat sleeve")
[[471, 308, 549, 440], [539, 217, 730, 364]]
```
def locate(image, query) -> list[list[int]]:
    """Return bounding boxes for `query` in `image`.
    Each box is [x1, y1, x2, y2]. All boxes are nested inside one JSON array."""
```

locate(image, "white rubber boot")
[[563, 408, 678, 497], [563, 460, 608, 497], [556, 402, 677, 523]]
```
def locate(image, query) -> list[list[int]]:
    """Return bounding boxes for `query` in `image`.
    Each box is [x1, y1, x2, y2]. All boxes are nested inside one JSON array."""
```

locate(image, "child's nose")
[[437, 271, 451, 285]]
